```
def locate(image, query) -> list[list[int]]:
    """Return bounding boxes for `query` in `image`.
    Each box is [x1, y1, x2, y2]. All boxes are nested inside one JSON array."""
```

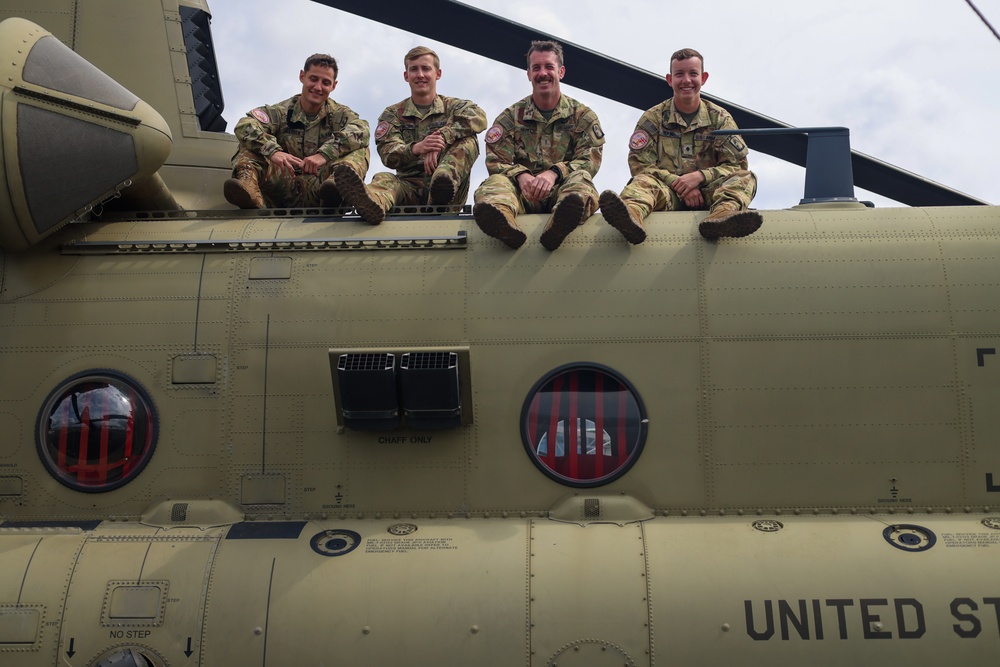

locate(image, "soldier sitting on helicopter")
[[224, 53, 372, 214], [599, 47, 763, 243]]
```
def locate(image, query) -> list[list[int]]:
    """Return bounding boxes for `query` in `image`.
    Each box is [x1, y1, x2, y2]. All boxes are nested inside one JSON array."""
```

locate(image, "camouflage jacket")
[[627, 98, 748, 186], [233, 95, 369, 163], [374, 95, 486, 177], [484, 94, 604, 182]]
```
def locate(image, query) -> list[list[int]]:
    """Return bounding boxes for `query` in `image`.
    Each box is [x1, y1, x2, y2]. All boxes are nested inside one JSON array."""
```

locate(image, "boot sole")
[[699, 211, 763, 240], [335, 166, 385, 224], [429, 174, 456, 206], [473, 203, 526, 249], [540, 194, 585, 251], [599, 191, 646, 244]]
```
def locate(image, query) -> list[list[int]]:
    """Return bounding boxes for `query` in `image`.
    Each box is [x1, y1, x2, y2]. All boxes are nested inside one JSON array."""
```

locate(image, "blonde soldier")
[[225, 53, 370, 211], [473, 40, 604, 251], [599, 48, 761, 242], [335, 47, 487, 224]]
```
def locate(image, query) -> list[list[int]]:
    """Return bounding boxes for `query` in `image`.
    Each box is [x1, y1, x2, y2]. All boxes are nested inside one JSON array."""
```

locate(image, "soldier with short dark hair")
[[334, 46, 487, 224], [473, 40, 604, 251], [224, 53, 371, 212], [599, 47, 762, 242]]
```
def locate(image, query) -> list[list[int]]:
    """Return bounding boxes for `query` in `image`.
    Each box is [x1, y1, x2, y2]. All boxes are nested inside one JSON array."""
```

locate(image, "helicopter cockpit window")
[[36, 371, 157, 493], [521, 364, 647, 487]]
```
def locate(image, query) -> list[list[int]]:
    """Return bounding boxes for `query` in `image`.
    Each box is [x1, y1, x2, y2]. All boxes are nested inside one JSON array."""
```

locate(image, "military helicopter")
[[0, 1, 998, 666]]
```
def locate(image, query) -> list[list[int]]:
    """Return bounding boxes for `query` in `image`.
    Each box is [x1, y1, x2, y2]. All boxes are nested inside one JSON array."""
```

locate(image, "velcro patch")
[[629, 130, 651, 151], [374, 120, 390, 140], [485, 125, 504, 144], [251, 108, 269, 124]]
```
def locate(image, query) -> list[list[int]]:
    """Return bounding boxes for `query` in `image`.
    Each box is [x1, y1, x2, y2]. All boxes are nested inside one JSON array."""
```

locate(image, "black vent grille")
[[401, 352, 456, 371], [171, 503, 189, 522], [338, 353, 394, 372]]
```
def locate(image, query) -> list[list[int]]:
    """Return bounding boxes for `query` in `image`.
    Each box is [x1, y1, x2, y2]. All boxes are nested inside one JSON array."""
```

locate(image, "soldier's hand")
[[301, 154, 326, 176], [413, 131, 447, 157], [269, 151, 302, 178], [518, 171, 556, 202], [671, 171, 705, 208], [423, 150, 440, 174]]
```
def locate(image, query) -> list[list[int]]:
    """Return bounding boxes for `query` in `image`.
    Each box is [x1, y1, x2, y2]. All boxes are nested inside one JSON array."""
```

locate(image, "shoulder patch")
[[726, 135, 748, 153], [251, 108, 269, 124], [485, 124, 504, 144], [591, 123, 605, 141], [374, 120, 390, 140], [629, 130, 651, 151]]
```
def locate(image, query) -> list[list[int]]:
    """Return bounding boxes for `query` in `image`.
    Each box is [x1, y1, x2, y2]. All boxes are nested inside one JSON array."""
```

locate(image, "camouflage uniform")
[[231, 95, 370, 208], [618, 98, 755, 217], [474, 95, 604, 217], [368, 95, 486, 207]]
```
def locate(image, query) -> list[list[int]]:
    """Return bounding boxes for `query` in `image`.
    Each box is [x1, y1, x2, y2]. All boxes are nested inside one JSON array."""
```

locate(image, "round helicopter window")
[[521, 364, 647, 487], [36, 371, 157, 492]]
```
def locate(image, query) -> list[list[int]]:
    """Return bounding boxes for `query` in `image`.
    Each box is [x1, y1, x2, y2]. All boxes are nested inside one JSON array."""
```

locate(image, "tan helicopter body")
[[0, 1, 999, 666]]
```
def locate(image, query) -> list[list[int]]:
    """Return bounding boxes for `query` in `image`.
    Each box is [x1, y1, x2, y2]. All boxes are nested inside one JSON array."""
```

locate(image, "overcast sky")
[[208, 0, 1000, 209]]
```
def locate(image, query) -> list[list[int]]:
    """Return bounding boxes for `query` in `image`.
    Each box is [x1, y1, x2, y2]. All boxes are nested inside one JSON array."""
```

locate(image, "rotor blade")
[[311, 0, 987, 206]]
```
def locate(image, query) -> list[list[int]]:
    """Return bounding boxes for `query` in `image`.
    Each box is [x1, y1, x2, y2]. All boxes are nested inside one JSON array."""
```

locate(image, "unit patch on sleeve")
[[485, 125, 504, 144], [629, 130, 651, 151]]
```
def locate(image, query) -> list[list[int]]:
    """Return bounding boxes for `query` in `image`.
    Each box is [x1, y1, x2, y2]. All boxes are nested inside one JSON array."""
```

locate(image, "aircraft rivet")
[[964, 507, 972, 513], [722, 623, 731, 632], [470, 625, 479, 634], [253, 627, 262, 636], [362, 626, 371, 635]]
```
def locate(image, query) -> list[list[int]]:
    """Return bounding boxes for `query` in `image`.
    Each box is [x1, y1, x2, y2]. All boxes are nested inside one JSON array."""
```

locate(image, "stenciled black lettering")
[[983, 598, 1000, 637], [860, 599, 892, 639], [951, 598, 981, 638], [779, 599, 810, 640], [812, 599, 824, 640], [894, 598, 925, 639], [826, 599, 854, 640], [745, 600, 775, 640]]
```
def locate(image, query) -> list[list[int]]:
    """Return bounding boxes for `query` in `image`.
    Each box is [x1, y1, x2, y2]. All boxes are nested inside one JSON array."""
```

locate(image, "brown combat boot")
[[318, 177, 344, 208], [333, 164, 386, 224], [473, 202, 526, 249], [224, 167, 265, 209], [599, 190, 646, 244], [698, 204, 763, 240], [429, 172, 457, 206], [540, 193, 587, 251]]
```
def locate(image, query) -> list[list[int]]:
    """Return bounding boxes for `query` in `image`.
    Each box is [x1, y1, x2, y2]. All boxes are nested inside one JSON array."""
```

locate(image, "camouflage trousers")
[[474, 169, 599, 217], [231, 147, 371, 208], [619, 169, 757, 218], [368, 136, 479, 209]]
